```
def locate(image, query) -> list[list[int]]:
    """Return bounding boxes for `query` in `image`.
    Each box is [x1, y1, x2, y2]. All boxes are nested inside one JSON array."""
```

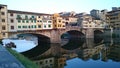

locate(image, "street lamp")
[[0, 5, 4, 39]]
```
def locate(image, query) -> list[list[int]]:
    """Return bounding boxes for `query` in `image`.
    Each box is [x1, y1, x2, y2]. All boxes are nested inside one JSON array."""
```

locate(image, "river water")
[[20, 36, 120, 68]]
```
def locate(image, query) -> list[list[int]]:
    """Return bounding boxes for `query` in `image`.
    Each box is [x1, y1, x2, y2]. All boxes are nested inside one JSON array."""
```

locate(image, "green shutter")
[[26, 20, 29, 23], [22, 20, 25, 23], [18, 20, 21, 23], [18, 26, 21, 28], [48, 25, 51, 27], [34, 25, 36, 28]]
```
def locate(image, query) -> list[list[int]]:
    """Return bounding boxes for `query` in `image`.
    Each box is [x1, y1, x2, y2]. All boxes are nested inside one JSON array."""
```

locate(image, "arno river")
[[19, 33, 120, 68]]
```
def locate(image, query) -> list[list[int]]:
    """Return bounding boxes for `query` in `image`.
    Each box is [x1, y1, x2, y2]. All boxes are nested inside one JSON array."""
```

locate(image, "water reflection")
[[22, 37, 120, 68]]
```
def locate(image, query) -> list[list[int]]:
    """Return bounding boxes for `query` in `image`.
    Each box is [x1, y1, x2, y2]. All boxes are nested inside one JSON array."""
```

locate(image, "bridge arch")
[[61, 30, 85, 50], [8, 32, 51, 43], [60, 29, 85, 39]]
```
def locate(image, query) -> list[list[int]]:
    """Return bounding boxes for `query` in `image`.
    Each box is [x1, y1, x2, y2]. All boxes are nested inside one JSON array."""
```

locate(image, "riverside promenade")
[[0, 45, 25, 68]]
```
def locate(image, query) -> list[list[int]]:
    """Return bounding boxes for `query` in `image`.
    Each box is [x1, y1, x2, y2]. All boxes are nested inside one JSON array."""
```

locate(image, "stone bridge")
[[7, 26, 104, 43]]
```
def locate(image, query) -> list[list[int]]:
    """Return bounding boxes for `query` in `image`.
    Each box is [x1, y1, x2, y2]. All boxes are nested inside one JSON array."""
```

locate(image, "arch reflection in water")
[[94, 30, 104, 44], [62, 38, 85, 50], [21, 33, 51, 59]]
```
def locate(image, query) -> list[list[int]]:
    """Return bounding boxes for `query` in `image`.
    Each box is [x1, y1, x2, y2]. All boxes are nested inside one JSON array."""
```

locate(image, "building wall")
[[16, 14, 37, 31], [36, 16, 43, 30], [42, 15, 53, 29], [99, 9, 108, 21], [52, 13, 65, 29], [106, 10, 120, 29], [36, 15, 53, 30], [62, 16, 78, 25], [8, 12, 17, 32], [78, 15, 105, 28], [0, 5, 8, 39]]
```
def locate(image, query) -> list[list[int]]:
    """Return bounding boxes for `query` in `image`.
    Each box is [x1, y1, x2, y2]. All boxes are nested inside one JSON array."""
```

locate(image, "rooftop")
[[8, 10, 52, 15]]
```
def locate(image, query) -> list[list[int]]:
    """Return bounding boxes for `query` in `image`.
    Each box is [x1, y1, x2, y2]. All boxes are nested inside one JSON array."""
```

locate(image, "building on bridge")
[[0, 4, 8, 39], [106, 8, 120, 29], [52, 13, 66, 29], [0, 4, 67, 39], [77, 14, 106, 29], [36, 15, 53, 30]]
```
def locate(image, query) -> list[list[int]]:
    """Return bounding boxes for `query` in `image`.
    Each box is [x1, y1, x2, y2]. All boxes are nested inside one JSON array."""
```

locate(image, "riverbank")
[[7, 48, 39, 68]]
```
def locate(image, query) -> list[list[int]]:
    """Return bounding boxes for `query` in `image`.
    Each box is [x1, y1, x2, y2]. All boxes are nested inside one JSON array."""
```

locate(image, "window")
[[10, 13, 13, 16], [25, 15, 28, 19], [11, 26, 14, 30], [22, 26, 24, 28], [28, 26, 31, 28], [2, 33, 6, 37], [40, 20, 42, 22], [1, 12, 5, 15], [37, 20, 39, 22], [48, 21, 51, 23], [49, 60, 52, 62], [2, 26, 6, 30], [31, 25, 33, 28], [59, 20, 61, 22], [44, 25, 46, 28], [38, 25, 41, 28], [2, 19, 5, 22], [32, 16, 34, 18], [22, 20, 25, 23], [18, 26, 21, 28], [38, 16, 40, 18], [60, 25, 61, 27], [48, 25, 51, 27], [63, 25, 65, 27], [11, 19, 14, 23], [34, 20, 36, 23], [17, 15, 21, 19], [34, 25, 36, 28], [26, 20, 29, 23], [22, 26, 27, 28], [18, 20, 21, 23], [55, 25, 56, 27]]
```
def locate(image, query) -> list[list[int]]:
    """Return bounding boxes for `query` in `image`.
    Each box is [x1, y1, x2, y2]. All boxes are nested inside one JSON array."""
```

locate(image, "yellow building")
[[36, 15, 43, 30], [0, 4, 8, 39], [52, 13, 65, 29]]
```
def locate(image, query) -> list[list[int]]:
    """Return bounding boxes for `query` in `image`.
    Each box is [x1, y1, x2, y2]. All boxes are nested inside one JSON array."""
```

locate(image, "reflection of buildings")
[[104, 44, 120, 62], [78, 44, 105, 60], [34, 57, 66, 68]]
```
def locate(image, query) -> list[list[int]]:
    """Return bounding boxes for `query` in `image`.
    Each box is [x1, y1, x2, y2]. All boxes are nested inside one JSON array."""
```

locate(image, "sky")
[[0, 0, 120, 14]]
